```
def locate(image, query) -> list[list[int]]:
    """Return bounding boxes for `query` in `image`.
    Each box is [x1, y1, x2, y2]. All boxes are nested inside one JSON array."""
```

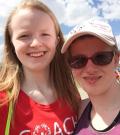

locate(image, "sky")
[[0, 0, 120, 59]]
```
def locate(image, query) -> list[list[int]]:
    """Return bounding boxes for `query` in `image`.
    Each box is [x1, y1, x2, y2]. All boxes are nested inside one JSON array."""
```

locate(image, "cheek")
[[13, 43, 26, 60], [106, 67, 116, 78], [49, 41, 58, 57], [13, 45, 22, 54], [53, 39, 58, 49], [100, 63, 116, 84], [49, 41, 57, 53], [13, 40, 27, 51], [47, 39, 57, 53], [72, 69, 82, 80]]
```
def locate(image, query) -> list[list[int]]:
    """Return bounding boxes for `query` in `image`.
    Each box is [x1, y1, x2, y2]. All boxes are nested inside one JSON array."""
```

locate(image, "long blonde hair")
[[0, 0, 80, 113]]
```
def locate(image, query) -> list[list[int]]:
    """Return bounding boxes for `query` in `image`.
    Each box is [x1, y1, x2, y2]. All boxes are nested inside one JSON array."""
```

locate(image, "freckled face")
[[69, 37, 119, 96], [11, 8, 58, 72]]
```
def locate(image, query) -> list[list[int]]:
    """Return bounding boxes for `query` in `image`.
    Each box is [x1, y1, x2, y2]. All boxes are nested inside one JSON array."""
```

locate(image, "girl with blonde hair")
[[0, 0, 80, 134]]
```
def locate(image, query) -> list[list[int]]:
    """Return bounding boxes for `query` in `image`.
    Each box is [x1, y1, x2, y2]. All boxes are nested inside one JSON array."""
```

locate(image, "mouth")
[[27, 51, 47, 57], [83, 76, 102, 84]]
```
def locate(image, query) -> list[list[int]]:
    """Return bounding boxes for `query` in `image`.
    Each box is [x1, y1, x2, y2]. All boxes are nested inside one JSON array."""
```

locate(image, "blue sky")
[[0, 0, 120, 58]]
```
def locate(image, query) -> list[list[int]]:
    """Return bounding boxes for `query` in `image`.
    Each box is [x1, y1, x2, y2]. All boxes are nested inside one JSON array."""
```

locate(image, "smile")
[[83, 76, 101, 84], [28, 51, 46, 57]]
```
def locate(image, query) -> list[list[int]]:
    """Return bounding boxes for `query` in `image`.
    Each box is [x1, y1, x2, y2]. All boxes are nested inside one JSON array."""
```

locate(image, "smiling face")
[[69, 36, 119, 96], [10, 8, 58, 72]]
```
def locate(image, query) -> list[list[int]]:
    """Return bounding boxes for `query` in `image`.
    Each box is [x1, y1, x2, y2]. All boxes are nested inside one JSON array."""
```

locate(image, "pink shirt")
[[74, 102, 120, 135]]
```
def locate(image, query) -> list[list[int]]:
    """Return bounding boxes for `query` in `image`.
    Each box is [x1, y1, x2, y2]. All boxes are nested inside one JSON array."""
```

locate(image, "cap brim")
[[61, 31, 116, 53]]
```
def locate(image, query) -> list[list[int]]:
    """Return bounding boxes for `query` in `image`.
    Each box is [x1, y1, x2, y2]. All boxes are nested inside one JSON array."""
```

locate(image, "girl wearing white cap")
[[62, 18, 120, 134]]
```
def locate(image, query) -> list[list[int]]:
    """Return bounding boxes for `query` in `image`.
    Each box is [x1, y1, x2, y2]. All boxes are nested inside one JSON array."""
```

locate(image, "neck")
[[22, 67, 52, 89], [20, 67, 57, 104], [89, 82, 120, 131], [89, 82, 120, 112]]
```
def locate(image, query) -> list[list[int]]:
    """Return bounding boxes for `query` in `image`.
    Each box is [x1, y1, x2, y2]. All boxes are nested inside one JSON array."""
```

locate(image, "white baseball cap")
[[61, 18, 117, 53]]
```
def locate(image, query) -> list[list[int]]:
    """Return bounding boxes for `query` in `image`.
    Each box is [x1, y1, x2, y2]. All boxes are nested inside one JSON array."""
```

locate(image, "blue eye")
[[18, 34, 31, 40], [42, 33, 50, 36], [20, 35, 29, 38]]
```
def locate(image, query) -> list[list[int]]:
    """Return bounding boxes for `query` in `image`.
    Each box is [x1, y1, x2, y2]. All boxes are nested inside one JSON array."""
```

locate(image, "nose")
[[30, 36, 42, 47], [84, 59, 97, 72]]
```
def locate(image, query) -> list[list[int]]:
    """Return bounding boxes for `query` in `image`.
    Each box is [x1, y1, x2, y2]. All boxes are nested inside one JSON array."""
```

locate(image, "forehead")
[[69, 36, 112, 54], [10, 8, 55, 31]]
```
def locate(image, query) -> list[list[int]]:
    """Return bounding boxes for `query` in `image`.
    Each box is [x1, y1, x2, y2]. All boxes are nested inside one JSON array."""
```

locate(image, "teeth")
[[29, 52, 45, 57]]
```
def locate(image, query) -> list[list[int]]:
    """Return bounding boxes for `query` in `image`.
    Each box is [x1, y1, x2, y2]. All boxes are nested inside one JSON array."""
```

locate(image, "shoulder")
[[0, 91, 7, 98], [0, 92, 9, 134], [0, 91, 8, 105], [0, 91, 9, 105], [78, 98, 90, 118], [0, 91, 9, 115]]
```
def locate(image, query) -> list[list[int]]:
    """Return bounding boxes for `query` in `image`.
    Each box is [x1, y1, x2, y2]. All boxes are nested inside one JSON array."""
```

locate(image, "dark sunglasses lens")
[[69, 56, 88, 68], [93, 51, 114, 65]]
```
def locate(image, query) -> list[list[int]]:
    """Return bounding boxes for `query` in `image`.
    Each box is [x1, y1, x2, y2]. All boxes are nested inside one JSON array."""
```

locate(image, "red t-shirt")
[[0, 90, 78, 135]]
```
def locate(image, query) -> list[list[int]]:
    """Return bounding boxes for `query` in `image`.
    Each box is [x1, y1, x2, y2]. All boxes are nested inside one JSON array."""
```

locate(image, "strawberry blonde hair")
[[0, 0, 80, 113]]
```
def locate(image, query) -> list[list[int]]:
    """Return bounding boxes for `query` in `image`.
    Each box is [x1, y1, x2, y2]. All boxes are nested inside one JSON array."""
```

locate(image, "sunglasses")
[[68, 51, 114, 69]]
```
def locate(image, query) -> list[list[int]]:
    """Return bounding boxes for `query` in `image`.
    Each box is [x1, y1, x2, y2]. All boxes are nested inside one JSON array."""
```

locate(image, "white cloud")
[[41, 0, 120, 26], [63, 0, 99, 26], [97, 0, 120, 20], [0, 0, 120, 42], [41, 0, 66, 24], [0, 0, 21, 17], [0, 0, 120, 32], [0, 0, 119, 61], [0, 0, 21, 46], [42, 0, 99, 26]]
